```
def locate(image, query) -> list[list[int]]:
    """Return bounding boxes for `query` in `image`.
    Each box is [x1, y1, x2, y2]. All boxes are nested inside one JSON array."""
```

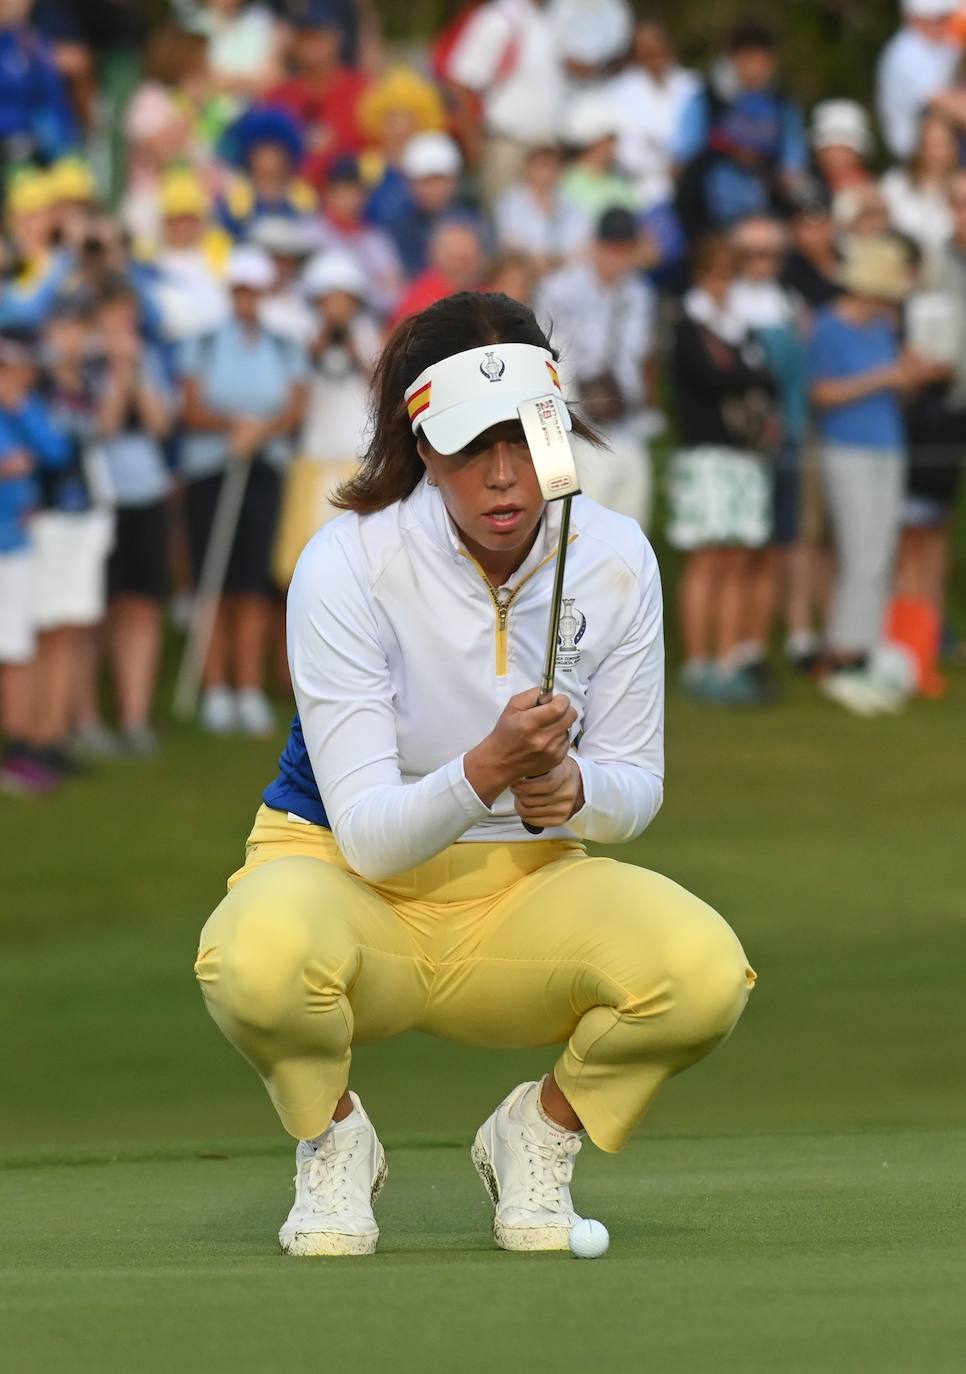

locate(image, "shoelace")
[[299, 1131, 361, 1216], [523, 1131, 581, 1211]]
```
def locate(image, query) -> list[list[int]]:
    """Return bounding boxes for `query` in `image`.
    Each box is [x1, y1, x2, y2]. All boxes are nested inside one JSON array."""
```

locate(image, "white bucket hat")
[[226, 244, 276, 291], [302, 249, 368, 299], [563, 93, 621, 149], [400, 132, 463, 180], [810, 100, 873, 156], [404, 343, 570, 455]]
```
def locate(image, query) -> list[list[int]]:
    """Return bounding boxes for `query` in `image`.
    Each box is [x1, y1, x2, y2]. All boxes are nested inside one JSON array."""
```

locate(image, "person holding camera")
[[272, 250, 380, 588]]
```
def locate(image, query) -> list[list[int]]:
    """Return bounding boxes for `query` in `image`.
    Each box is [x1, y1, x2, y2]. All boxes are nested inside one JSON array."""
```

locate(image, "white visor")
[[404, 342, 571, 455]]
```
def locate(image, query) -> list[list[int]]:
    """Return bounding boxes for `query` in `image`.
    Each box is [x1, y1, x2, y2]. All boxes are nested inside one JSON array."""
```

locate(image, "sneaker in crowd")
[[738, 656, 779, 702], [72, 723, 121, 758], [236, 687, 275, 738], [704, 663, 771, 707], [819, 668, 895, 717], [278, 1093, 387, 1257], [0, 749, 60, 796], [679, 659, 711, 698], [199, 685, 237, 734], [119, 724, 160, 757], [472, 1079, 584, 1252], [786, 630, 821, 676], [36, 744, 89, 778]]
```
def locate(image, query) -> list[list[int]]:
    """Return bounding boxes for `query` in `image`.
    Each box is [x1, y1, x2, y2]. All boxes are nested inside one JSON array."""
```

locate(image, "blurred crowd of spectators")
[[1, 0, 965, 795]]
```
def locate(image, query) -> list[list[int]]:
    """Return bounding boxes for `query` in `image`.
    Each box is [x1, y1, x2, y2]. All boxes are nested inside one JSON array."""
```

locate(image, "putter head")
[[518, 395, 581, 501]]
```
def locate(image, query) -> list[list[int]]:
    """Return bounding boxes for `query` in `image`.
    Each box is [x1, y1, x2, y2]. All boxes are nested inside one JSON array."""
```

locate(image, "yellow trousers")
[[195, 806, 756, 1153]]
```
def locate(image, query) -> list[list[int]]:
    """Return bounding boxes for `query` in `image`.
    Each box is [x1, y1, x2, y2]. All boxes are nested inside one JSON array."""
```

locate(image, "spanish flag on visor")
[[403, 343, 571, 455]]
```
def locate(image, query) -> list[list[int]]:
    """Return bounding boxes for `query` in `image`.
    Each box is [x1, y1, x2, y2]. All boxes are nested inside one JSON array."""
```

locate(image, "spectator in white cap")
[[810, 100, 875, 198], [535, 206, 657, 529], [446, 0, 567, 201], [876, 0, 959, 160], [273, 251, 381, 587], [492, 142, 591, 275], [559, 93, 638, 220], [880, 110, 959, 258], [375, 131, 479, 279], [179, 243, 308, 736], [605, 19, 700, 212], [251, 216, 320, 346]]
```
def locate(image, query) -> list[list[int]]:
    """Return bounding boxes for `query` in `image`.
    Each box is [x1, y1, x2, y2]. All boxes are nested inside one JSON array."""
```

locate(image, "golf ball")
[[568, 1217, 609, 1259]]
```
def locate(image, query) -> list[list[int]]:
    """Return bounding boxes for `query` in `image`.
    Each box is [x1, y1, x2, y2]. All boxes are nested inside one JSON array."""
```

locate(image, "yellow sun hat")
[[358, 66, 445, 143], [6, 168, 56, 216], [160, 169, 210, 219], [48, 156, 97, 204]]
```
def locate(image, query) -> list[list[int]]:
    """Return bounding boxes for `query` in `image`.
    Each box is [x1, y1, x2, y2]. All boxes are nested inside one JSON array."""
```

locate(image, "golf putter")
[[516, 396, 581, 836]]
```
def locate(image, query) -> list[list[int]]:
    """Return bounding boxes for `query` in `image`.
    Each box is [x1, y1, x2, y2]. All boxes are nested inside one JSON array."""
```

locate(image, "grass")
[[2, 672, 966, 1371]]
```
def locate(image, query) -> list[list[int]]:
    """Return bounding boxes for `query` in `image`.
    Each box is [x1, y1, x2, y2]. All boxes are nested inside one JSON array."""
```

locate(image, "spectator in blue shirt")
[[0, 326, 71, 795], [214, 105, 317, 241], [0, 169, 73, 331], [0, 0, 79, 171], [369, 131, 478, 278], [90, 276, 174, 755], [180, 244, 307, 738], [808, 235, 946, 713], [674, 24, 806, 177], [674, 24, 805, 238]]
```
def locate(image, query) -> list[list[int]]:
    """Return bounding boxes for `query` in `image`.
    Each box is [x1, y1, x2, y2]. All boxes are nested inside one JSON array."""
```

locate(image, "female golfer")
[[194, 292, 756, 1256]]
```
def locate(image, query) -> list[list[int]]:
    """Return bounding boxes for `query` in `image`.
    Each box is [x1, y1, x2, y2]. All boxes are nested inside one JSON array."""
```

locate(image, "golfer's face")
[[421, 420, 546, 557]]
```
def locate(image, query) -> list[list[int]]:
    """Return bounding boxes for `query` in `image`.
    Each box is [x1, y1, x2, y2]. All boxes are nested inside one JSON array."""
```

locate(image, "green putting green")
[[2, 675, 965, 1372]]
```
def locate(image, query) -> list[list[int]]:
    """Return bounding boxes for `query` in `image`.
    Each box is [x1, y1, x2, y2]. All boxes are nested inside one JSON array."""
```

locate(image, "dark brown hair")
[[333, 292, 600, 515]]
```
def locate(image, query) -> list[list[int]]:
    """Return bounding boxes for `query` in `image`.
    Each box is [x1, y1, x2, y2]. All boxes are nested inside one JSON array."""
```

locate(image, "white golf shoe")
[[278, 1093, 387, 1257], [472, 1079, 583, 1251]]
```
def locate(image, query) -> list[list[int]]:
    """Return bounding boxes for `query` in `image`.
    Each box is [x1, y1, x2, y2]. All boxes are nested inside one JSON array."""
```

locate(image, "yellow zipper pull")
[[494, 587, 511, 677]]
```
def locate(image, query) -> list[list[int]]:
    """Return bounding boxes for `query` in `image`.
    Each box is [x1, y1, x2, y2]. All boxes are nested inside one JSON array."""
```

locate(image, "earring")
[[426, 475, 437, 487]]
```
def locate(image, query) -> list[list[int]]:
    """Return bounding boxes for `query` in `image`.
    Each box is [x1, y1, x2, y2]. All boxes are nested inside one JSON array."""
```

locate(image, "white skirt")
[[0, 546, 37, 663], [33, 509, 115, 630], [666, 445, 773, 550]]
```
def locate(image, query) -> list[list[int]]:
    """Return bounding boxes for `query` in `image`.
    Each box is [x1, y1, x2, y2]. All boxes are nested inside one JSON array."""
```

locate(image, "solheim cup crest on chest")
[[556, 598, 586, 671], [479, 351, 506, 382]]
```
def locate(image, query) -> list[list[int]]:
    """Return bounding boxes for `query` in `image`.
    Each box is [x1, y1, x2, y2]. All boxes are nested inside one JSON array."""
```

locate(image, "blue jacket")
[[0, 395, 72, 552], [0, 26, 78, 159], [0, 252, 73, 331]]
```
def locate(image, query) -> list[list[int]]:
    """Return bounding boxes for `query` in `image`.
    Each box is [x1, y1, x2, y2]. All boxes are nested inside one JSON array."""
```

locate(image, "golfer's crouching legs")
[[540, 858, 757, 1153], [193, 855, 428, 1140]]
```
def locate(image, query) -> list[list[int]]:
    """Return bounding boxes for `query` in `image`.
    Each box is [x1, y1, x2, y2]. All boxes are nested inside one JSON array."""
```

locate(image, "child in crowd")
[[667, 233, 779, 706], [0, 329, 71, 794]]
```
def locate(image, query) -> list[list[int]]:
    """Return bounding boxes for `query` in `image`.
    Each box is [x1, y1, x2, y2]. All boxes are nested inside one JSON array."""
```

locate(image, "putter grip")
[[522, 688, 554, 835]]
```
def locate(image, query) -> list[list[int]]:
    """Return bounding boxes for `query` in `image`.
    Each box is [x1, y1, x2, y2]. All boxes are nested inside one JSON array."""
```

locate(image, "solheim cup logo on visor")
[[479, 351, 506, 382], [557, 599, 586, 672]]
